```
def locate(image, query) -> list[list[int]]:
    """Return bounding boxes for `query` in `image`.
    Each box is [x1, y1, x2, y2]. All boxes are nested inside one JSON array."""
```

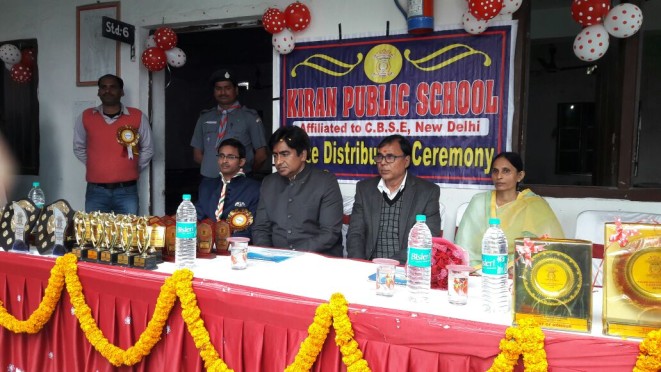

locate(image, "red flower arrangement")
[[431, 237, 469, 290]]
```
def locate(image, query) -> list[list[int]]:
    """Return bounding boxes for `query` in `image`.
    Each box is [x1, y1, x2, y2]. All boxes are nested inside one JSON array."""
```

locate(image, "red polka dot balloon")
[[10, 63, 32, 83], [468, 0, 504, 21], [141, 47, 167, 72], [20, 48, 36, 68], [284, 2, 311, 32], [262, 8, 286, 34], [571, 0, 610, 27], [604, 3, 643, 38], [154, 27, 178, 50], [573, 24, 609, 62]]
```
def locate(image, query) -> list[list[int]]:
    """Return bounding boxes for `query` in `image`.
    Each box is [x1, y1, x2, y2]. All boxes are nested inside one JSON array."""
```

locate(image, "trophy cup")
[[100, 216, 121, 265], [117, 216, 138, 266], [71, 212, 89, 259], [133, 218, 158, 270], [84, 212, 105, 262]]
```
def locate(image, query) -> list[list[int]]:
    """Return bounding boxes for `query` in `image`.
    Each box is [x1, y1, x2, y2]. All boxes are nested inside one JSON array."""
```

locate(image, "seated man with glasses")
[[196, 138, 261, 239], [347, 135, 441, 263], [252, 126, 344, 256]]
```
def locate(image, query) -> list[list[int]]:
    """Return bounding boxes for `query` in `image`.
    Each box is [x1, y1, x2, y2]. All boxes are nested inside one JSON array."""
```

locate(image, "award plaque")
[[164, 225, 176, 262], [11, 202, 29, 251], [214, 220, 230, 255], [514, 238, 592, 332], [603, 222, 661, 338], [227, 208, 253, 232], [33, 199, 75, 255], [197, 219, 216, 259], [133, 219, 157, 270], [148, 225, 165, 263], [0, 199, 39, 251]]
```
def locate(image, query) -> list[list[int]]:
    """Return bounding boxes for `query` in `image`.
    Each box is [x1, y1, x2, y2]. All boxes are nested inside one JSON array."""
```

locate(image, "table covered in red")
[[0, 251, 640, 371]]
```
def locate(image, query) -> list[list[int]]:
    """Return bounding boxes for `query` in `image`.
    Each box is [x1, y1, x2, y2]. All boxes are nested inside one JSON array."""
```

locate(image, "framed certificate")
[[76, 2, 120, 86]]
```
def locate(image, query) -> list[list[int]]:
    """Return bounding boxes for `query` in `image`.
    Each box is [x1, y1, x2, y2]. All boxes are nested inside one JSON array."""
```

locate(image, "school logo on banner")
[[280, 24, 516, 186]]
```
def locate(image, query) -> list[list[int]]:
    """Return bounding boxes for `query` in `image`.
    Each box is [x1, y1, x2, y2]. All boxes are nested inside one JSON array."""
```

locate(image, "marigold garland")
[[20, 254, 661, 372], [487, 318, 548, 372], [284, 303, 332, 371], [634, 329, 661, 372]]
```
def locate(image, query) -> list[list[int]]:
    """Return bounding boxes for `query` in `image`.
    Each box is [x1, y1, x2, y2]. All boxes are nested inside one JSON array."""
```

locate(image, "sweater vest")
[[83, 107, 141, 183]]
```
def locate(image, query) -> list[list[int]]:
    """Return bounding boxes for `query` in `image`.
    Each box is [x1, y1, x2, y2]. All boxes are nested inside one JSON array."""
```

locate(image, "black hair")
[[269, 126, 310, 156], [97, 74, 124, 89], [377, 134, 412, 157], [492, 151, 524, 172], [217, 138, 246, 159]]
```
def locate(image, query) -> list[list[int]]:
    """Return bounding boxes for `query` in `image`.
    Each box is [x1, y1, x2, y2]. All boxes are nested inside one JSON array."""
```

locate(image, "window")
[[0, 39, 39, 175], [516, 1, 660, 201]]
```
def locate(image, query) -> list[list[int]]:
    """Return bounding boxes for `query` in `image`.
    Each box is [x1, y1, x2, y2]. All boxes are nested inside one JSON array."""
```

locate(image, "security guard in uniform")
[[191, 69, 267, 218]]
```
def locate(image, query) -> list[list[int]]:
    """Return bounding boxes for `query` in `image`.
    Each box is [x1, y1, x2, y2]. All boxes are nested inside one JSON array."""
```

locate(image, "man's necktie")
[[215, 170, 245, 221]]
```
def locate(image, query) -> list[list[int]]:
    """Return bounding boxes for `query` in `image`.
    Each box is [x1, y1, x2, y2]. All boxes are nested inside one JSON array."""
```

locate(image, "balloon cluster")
[[570, 1, 643, 62], [0, 44, 35, 84], [463, 0, 522, 35], [262, 2, 312, 55], [141, 27, 187, 72]]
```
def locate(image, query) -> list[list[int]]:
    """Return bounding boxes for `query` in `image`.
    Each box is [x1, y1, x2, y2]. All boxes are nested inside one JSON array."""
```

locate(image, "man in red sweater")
[[73, 74, 153, 214]]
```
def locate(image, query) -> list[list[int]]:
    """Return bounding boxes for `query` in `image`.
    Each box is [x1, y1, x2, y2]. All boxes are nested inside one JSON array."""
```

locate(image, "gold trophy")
[[117, 216, 138, 266], [84, 212, 105, 262], [133, 218, 158, 270], [71, 211, 87, 259], [99, 215, 121, 264]]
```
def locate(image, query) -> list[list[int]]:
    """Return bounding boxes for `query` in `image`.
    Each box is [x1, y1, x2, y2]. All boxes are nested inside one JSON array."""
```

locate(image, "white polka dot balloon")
[[272, 28, 295, 55], [165, 47, 187, 68], [145, 35, 157, 49], [0, 44, 21, 65], [573, 24, 610, 62], [463, 11, 489, 35], [604, 3, 643, 39], [499, 0, 522, 15]]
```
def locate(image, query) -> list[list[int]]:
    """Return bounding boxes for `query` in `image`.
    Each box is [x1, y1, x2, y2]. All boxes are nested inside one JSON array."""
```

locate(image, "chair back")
[[455, 202, 469, 235]]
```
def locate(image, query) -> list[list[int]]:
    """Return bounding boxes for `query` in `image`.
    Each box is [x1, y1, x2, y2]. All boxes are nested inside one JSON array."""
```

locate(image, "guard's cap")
[[209, 69, 237, 87]]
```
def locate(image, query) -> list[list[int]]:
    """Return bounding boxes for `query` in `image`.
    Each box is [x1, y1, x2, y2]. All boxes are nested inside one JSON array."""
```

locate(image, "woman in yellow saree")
[[455, 152, 564, 266]]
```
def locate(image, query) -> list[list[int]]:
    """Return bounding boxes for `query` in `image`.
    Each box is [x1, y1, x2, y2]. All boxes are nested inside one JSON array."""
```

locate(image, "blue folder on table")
[[247, 247, 303, 263]]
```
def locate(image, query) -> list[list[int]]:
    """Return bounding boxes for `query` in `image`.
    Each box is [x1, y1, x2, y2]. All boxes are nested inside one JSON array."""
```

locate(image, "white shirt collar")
[[377, 172, 407, 200]]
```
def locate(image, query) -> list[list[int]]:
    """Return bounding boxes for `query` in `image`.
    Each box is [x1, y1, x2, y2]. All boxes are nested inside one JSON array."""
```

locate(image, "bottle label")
[[482, 254, 507, 275], [176, 222, 196, 239], [407, 247, 431, 267]]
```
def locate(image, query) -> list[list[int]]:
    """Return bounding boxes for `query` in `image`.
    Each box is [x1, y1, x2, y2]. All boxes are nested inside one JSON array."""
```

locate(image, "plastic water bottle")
[[406, 214, 432, 302], [28, 181, 45, 208], [481, 217, 509, 313], [175, 194, 197, 269]]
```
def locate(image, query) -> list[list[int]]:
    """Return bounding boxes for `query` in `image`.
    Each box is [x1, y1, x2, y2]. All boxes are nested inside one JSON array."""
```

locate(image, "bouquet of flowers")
[[431, 237, 469, 290]]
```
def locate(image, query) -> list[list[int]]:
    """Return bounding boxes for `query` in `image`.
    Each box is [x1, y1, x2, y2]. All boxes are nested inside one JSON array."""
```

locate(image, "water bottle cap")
[[182, 194, 191, 201], [489, 217, 501, 225], [415, 214, 426, 222], [32, 182, 40, 187]]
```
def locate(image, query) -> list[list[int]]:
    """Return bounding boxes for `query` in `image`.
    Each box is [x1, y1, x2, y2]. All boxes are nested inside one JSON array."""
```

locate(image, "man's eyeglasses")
[[373, 154, 406, 163], [216, 154, 240, 161]]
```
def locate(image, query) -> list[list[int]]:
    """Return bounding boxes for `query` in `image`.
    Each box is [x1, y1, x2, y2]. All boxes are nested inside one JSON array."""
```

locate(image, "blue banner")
[[280, 25, 515, 186]]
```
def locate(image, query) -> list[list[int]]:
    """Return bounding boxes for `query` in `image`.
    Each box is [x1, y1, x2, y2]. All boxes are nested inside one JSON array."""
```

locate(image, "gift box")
[[431, 237, 469, 290], [603, 221, 661, 338], [513, 237, 592, 332]]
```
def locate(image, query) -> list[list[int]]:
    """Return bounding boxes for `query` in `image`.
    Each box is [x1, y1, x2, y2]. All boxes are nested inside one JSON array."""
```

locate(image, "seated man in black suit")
[[347, 135, 441, 263]]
